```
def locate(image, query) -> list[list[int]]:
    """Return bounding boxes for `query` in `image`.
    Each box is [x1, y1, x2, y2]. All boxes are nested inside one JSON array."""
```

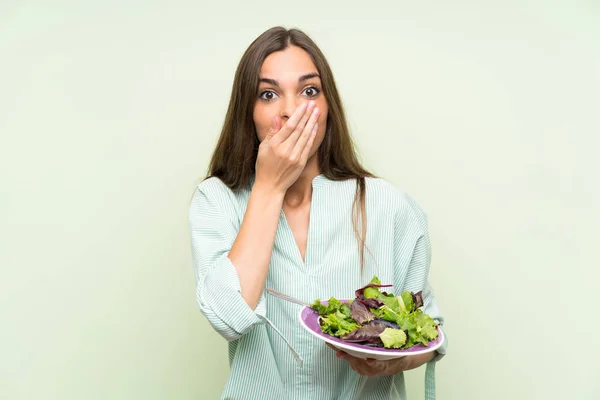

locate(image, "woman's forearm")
[[228, 183, 285, 309]]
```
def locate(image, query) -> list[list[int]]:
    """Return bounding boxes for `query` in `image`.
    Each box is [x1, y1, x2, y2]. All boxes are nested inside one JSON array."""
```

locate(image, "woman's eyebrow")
[[298, 73, 320, 82], [259, 73, 321, 88]]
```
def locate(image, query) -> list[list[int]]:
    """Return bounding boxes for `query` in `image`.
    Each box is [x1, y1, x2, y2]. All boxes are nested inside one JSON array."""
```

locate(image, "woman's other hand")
[[326, 343, 436, 377]]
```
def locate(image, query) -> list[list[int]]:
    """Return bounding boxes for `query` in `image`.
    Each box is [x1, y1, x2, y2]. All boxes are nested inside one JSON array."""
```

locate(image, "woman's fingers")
[[270, 116, 281, 134], [326, 343, 411, 377], [264, 115, 281, 142], [292, 107, 320, 160], [298, 123, 318, 162], [334, 350, 385, 376], [269, 103, 309, 145], [283, 102, 316, 147]]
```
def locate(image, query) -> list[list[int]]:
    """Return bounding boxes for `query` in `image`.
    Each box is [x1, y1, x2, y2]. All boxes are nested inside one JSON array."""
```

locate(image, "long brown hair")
[[206, 26, 375, 267]]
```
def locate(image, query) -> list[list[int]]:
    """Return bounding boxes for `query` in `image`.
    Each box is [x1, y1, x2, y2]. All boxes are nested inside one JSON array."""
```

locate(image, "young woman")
[[189, 26, 447, 400]]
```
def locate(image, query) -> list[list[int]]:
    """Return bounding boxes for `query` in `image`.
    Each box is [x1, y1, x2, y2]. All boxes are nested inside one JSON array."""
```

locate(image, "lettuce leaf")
[[379, 293, 400, 313], [358, 296, 384, 309], [370, 318, 400, 330], [411, 309, 439, 343], [355, 276, 393, 299], [400, 291, 414, 313], [395, 309, 439, 348], [340, 321, 386, 345], [319, 311, 360, 337], [400, 290, 424, 313], [379, 328, 407, 348], [363, 286, 380, 299], [350, 299, 376, 325], [372, 305, 401, 323], [311, 297, 351, 317]]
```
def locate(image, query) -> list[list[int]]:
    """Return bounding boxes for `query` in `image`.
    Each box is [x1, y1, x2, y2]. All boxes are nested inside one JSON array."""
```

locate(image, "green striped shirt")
[[189, 175, 447, 400]]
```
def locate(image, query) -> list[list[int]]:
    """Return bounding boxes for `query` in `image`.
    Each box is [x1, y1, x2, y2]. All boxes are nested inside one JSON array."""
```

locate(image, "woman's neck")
[[283, 156, 320, 208]]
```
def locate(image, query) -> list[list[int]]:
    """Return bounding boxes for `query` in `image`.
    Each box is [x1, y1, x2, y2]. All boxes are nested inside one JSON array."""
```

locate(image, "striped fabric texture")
[[189, 175, 447, 400]]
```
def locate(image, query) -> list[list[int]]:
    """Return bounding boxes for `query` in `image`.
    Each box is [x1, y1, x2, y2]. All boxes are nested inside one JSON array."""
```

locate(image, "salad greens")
[[380, 328, 408, 349], [310, 276, 439, 349]]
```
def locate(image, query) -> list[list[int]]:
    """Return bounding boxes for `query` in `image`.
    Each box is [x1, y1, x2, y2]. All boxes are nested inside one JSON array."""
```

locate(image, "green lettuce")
[[379, 293, 400, 312], [372, 305, 400, 323], [319, 310, 360, 337], [400, 291, 415, 313], [396, 309, 439, 348], [311, 297, 351, 317], [379, 328, 407, 348], [363, 286, 380, 299], [310, 276, 440, 349]]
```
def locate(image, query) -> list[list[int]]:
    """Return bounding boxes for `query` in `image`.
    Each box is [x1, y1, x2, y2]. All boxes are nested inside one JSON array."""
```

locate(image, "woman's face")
[[253, 46, 328, 158]]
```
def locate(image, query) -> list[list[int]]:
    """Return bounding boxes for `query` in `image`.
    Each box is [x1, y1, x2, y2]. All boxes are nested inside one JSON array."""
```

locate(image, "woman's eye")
[[302, 86, 320, 98], [259, 90, 278, 101]]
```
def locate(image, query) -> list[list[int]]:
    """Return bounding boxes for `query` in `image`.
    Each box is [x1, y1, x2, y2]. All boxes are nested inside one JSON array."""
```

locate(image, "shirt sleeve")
[[394, 195, 448, 362], [188, 179, 267, 342]]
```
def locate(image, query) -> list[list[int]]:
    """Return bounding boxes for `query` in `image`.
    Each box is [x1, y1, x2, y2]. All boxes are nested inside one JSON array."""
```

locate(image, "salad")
[[310, 276, 439, 349]]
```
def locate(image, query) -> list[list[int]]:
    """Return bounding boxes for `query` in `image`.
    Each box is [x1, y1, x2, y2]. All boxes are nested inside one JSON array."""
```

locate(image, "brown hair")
[[206, 26, 375, 267]]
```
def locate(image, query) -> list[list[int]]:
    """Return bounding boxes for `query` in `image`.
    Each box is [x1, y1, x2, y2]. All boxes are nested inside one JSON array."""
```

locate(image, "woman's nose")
[[280, 98, 307, 121]]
